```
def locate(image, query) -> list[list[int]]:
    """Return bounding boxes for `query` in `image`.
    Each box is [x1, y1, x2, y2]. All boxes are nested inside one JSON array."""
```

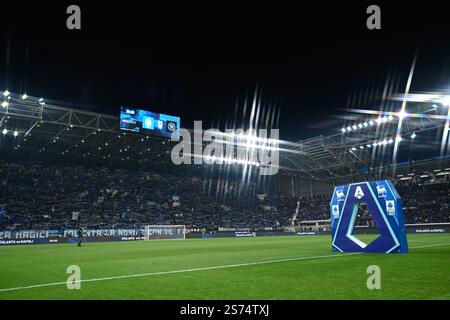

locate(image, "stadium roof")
[[1, 91, 450, 180]]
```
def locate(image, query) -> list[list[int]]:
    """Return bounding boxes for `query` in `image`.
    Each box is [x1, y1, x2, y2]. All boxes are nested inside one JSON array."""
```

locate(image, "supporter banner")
[[0, 229, 143, 240]]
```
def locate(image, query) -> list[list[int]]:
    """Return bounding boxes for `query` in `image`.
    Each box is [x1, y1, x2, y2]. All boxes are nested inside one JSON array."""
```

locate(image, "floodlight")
[[410, 133, 417, 139], [3, 90, 10, 97], [1, 101, 8, 108], [397, 109, 407, 120], [21, 93, 28, 100], [341, 128, 346, 133], [440, 96, 450, 107], [13, 130, 18, 137], [2, 128, 7, 135]]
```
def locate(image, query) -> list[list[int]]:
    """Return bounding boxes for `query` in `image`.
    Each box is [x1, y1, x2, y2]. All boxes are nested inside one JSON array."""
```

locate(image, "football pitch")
[[0, 234, 449, 300]]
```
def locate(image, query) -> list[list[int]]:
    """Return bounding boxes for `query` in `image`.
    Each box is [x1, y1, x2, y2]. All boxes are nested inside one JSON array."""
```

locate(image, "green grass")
[[0, 234, 449, 299]]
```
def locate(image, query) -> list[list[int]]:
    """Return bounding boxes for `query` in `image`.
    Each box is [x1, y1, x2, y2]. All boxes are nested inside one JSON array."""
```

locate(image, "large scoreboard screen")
[[119, 106, 180, 139]]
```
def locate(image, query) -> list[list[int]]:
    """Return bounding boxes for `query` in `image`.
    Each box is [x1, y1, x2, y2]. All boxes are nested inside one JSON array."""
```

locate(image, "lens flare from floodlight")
[[3, 90, 10, 97], [397, 109, 407, 120], [21, 93, 28, 100], [1, 101, 8, 108]]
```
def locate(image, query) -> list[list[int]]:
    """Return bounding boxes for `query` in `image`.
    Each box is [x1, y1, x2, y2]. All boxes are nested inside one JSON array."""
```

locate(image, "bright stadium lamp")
[[397, 109, 407, 120], [341, 128, 346, 133], [13, 130, 18, 137], [441, 96, 450, 107], [410, 133, 417, 139], [3, 90, 10, 97], [2, 128, 7, 135], [346, 126, 352, 132], [1, 101, 8, 108], [21, 93, 28, 100]]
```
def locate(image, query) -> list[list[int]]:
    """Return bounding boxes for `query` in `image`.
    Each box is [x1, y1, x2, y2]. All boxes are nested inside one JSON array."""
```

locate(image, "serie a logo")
[[330, 181, 408, 253]]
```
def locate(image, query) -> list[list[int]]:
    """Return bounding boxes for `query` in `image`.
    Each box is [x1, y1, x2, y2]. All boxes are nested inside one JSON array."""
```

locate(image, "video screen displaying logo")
[[119, 107, 180, 139]]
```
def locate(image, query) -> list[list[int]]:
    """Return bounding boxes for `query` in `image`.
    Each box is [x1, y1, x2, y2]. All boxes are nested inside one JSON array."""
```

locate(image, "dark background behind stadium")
[[1, 1, 450, 141]]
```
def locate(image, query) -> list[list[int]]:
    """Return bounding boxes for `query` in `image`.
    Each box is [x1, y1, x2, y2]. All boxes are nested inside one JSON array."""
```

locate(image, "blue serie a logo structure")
[[330, 180, 408, 253]]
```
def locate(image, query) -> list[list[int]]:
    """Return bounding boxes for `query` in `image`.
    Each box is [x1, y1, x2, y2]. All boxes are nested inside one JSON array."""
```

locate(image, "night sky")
[[1, 2, 450, 141]]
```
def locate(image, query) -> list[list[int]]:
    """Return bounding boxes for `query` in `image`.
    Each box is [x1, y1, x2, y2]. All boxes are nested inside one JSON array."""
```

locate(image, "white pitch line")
[[0, 242, 449, 293], [0, 252, 361, 293]]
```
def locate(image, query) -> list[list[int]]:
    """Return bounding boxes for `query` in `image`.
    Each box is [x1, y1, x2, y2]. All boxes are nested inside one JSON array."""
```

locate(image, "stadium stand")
[[1, 161, 449, 231]]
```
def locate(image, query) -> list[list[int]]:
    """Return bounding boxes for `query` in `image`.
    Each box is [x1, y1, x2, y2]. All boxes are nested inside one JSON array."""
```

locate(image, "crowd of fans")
[[0, 161, 449, 231], [0, 162, 295, 231]]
